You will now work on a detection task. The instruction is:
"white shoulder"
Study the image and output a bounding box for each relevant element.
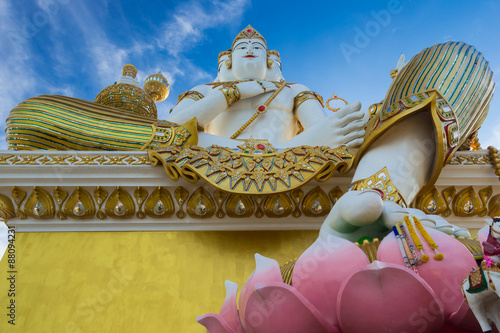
[289,83,312,95]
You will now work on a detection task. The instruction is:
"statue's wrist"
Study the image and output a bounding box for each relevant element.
[219,85,241,107]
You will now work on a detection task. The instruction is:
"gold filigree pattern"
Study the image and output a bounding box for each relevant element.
[134,187,148,219]
[2,185,498,221]
[176,90,205,104]
[448,153,490,165]
[0,153,151,166]
[105,187,135,219]
[489,146,500,181]
[412,186,448,215]
[149,144,353,194]
[350,167,406,206]
[294,91,325,110]
[186,187,216,219]
[225,194,255,218]
[0,194,15,222]
[24,187,55,219]
[452,186,483,217]
[144,187,174,218]
[301,187,331,217]
[64,187,96,219]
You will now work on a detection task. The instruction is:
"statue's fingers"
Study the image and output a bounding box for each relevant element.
[336,112,365,128]
[261,82,277,91]
[336,101,362,118]
[345,137,364,148]
[341,129,365,143]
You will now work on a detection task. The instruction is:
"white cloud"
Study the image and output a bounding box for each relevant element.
[158,0,249,56]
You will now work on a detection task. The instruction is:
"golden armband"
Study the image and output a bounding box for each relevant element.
[294,91,324,111]
[219,85,241,107]
[176,90,205,104]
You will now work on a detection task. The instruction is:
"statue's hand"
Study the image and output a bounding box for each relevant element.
[235,81,277,99]
[324,101,367,148]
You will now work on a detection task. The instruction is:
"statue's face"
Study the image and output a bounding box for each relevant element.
[231,39,267,80]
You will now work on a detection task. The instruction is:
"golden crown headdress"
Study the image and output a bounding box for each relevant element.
[232,25,267,49]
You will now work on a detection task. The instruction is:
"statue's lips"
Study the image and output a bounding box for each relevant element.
[244,55,256,58]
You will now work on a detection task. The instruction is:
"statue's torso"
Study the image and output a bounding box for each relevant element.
[204,85,299,143]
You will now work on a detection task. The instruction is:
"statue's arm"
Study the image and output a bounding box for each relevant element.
[167,82,277,127]
[167,85,227,127]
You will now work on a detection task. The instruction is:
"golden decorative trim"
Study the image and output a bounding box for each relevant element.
[149,144,353,194]
[355,238,381,263]
[489,146,500,181]
[64,187,95,219]
[105,187,135,219]
[2,184,497,222]
[0,194,15,222]
[220,84,241,108]
[413,185,499,219]
[0,153,151,166]
[350,167,406,206]
[176,90,205,104]
[280,258,298,286]
[294,91,324,111]
[448,153,490,165]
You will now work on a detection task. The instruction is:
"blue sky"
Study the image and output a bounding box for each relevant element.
[0,0,499,149]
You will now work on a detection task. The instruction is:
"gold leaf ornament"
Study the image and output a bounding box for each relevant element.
[144,187,174,218]
[105,187,135,219]
[64,187,96,219]
[186,187,216,219]
[25,186,55,219]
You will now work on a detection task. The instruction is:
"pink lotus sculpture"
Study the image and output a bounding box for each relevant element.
[198,227,482,333]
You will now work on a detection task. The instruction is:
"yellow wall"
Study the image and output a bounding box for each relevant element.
[0,230,318,332]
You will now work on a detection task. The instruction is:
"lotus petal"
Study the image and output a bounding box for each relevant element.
[292,233,370,326]
[220,280,244,333]
[377,227,477,320]
[242,282,338,333]
[197,313,236,333]
[338,261,444,333]
[239,254,283,329]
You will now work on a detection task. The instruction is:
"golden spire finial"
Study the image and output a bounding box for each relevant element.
[232,25,267,49]
[143,72,170,102]
[122,64,137,78]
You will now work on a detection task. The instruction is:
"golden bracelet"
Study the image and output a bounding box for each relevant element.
[294,91,324,111]
[220,85,241,107]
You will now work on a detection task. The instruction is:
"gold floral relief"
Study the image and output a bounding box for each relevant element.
[174,186,189,219]
[302,187,331,217]
[328,186,344,206]
[290,189,304,218]
[63,187,96,219]
[186,187,216,219]
[134,186,148,219]
[24,186,55,219]
[263,193,293,218]
[412,186,447,215]
[144,187,174,218]
[452,186,483,217]
[441,186,456,217]
[0,194,15,222]
[12,187,27,219]
[488,194,500,218]
[105,187,135,219]
[213,190,228,218]
[94,186,108,219]
[53,187,68,220]
[225,194,255,218]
